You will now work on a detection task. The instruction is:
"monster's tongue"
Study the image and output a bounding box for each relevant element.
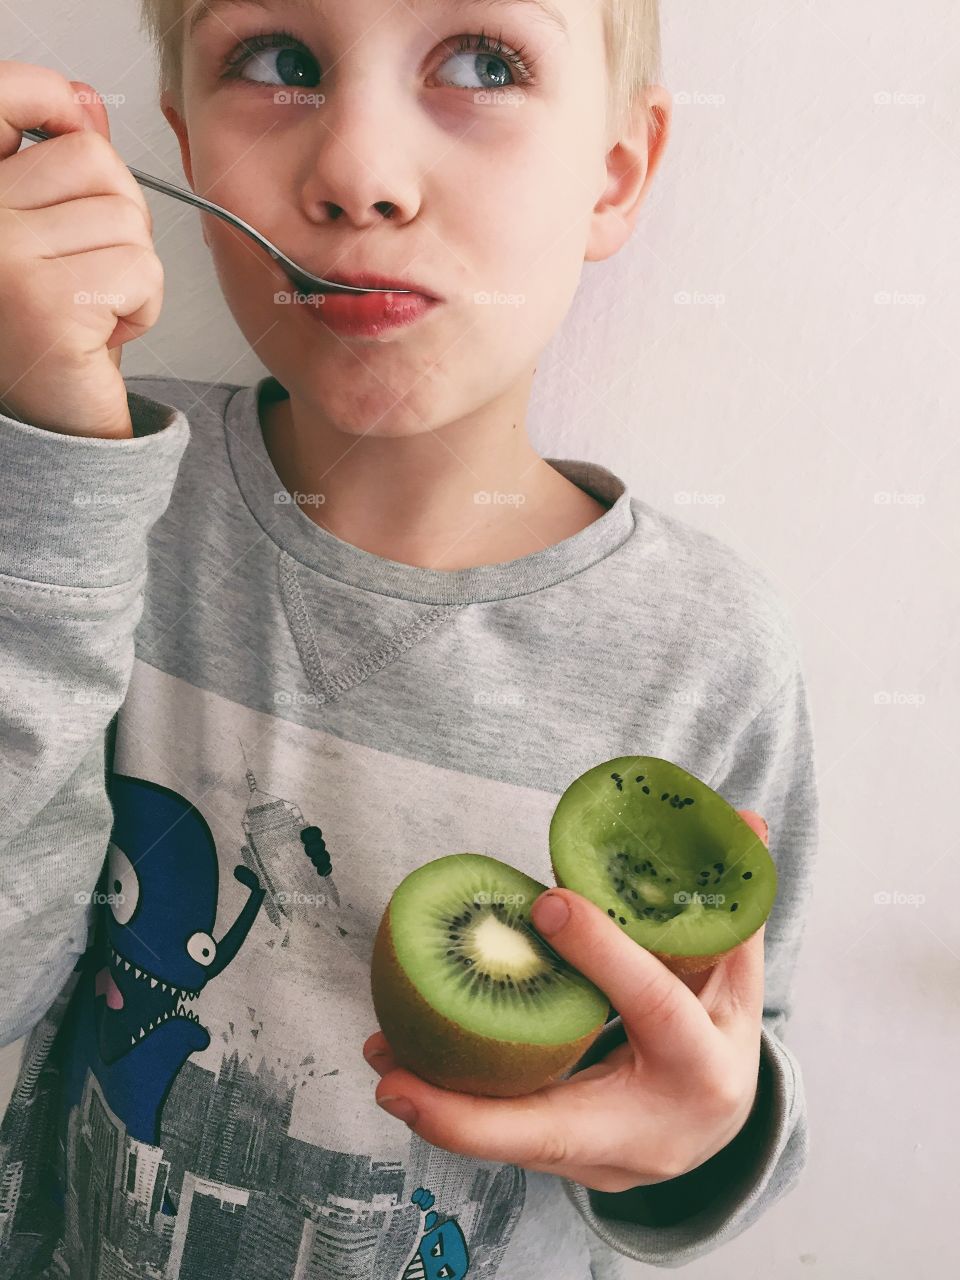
[95,966,124,1010]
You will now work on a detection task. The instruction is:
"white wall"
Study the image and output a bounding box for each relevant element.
[1,3,957,1276]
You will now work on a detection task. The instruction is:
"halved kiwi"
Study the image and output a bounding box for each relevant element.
[370,853,609,1097]
[549,756,777,977]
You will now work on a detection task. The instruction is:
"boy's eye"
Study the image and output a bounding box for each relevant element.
[221,30,533,92]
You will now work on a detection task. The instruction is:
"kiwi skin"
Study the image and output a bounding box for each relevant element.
[370,908,608,1098]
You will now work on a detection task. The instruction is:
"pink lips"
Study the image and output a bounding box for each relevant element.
[295,286,439,338]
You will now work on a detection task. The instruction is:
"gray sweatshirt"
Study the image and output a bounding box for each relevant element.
[0,373,819,1279]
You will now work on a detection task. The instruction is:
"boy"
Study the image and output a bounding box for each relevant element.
[0,1,819,1276]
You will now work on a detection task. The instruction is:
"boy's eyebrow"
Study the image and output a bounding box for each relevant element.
[188,0,569,39]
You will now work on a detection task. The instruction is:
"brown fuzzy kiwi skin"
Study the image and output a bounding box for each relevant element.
[370,907,608,1099]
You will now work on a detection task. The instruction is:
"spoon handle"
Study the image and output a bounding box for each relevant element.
[18,127,374,295]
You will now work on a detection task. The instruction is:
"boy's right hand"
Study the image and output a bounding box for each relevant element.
[0,62,165,439]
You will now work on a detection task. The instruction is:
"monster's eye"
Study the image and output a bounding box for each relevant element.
[186,931,217,967]
[106,841,140,926]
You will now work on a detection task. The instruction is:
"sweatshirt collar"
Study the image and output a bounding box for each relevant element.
[224,375,636,605]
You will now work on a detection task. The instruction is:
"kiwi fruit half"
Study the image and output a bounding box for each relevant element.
[370,853,609,1097]
[549,756,777,977]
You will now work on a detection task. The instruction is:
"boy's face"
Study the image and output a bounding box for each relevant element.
[165,0,665,440]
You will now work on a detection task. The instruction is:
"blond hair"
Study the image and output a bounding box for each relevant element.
[139,0,661,138]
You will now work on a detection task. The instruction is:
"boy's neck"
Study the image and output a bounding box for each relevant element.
[259,388,609,571]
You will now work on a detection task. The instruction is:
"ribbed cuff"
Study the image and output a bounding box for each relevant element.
[562,1019,806,1265]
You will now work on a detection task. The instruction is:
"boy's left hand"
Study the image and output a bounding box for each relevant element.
[363,811,770,1193]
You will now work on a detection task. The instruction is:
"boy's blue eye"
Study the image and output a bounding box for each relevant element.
[221,29,534,92]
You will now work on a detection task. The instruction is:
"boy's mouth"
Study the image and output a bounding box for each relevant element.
[289,286,440,339]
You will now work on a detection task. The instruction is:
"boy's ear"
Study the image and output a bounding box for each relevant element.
[160,93,210,248]
[585,85,672,265]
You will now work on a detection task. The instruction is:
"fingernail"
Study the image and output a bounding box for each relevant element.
[377,1096,418,1126]
[532,892,569,935]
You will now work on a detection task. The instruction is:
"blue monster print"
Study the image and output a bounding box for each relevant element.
[401,1187,470,1280]
[56,774,265,1167]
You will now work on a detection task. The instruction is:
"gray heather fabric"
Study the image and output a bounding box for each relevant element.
[0,373,819,1278]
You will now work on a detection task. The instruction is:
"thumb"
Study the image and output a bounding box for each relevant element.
[70,82,111,140]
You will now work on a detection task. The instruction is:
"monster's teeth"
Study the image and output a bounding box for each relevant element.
[124,961,131,971]
[130,1035,136,1046]
[176,1003,186,1017]
[135,967,143,979]
[139,1027,146,1039]
[150,978,158,989]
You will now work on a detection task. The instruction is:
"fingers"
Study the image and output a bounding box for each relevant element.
[528,888,718,1073]
[2,127,153,235]
[737,809,769,845]
[367,1054,620,1173]
[0,60,89,159]
[70,80,111,141]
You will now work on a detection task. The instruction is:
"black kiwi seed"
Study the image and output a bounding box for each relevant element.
[635,775,645,782]
[614,878,625,891]
[730,903,739,911]
[607,908,616,917]
[611,772,624,791]
[742,871,753,879]
[661,792,669,800]
[618,915,627,925]
[446,948,456,956]
[630,889,638,899]
[713,863,725,873]
[617,852,628,861]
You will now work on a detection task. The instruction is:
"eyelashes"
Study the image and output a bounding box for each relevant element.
[219,26,538,89]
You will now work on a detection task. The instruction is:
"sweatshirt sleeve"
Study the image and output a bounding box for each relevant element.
[561,650,820,1268]
[0,387,189,1046]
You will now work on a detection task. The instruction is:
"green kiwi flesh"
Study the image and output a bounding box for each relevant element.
[549,757,777,977]
[370,853,609,1097]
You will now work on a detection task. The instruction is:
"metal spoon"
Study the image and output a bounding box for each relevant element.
[20,127,413,297]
